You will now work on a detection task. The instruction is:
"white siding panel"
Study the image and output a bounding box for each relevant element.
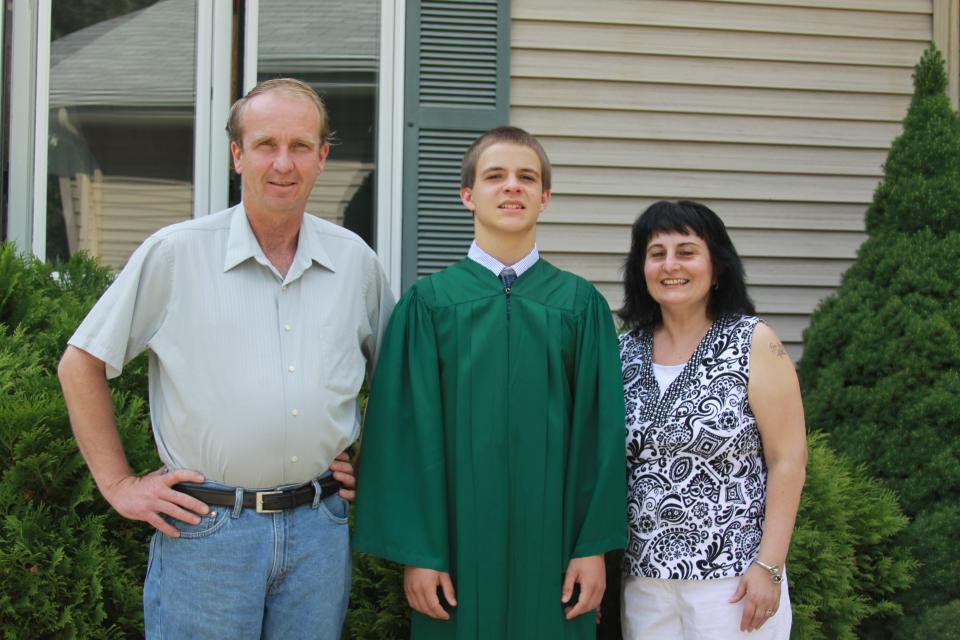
[512,79,911,121]
[513,0,931,39]
[512,50,915,94]
[513,21,927,66]
[541,138,886,176]
[512,0,938,352]
[710,0,929,12]
[552,167,880,203]
[513,107,903,148]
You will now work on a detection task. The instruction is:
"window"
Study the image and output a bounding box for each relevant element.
[44,0,198,266]
[1,0,425,296]
[248,0,381,249]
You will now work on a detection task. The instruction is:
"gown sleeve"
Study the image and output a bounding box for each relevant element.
[353,285,450,571]
[566,285,628,559]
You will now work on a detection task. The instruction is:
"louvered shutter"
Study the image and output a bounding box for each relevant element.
[400,0,510,288]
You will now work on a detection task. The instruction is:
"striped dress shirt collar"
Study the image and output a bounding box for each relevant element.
[467,240,540,279]
[223,204,336,283]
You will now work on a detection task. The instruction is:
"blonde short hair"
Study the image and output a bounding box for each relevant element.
[226,78,330,147]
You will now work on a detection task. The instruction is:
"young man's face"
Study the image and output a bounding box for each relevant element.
[460,142,550,239]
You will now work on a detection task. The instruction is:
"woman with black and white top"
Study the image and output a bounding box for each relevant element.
[617,200,807,638]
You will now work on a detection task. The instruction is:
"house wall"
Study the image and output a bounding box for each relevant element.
[511,0,958,357]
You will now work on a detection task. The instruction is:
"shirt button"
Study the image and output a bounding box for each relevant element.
[291,455,299,463]
[291,409,299,416]
[283,324,292,332]
[288,365,295,373]
[281,285,288,292]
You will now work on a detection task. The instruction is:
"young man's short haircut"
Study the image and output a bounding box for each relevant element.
[460,126,552,191]
[226,77,331,146]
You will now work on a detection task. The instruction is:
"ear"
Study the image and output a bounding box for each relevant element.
[317,143,330,172]
[230,141,243,174]
[539,189,552,211]
[460,186,475,212]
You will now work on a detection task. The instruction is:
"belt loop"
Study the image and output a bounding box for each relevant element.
[231,487,244,518]
[310,478,322,509]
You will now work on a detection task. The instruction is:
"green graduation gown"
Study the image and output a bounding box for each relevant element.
[353,257,626,639]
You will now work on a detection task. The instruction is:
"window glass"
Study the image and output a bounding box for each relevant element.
[255,0,379,248]
[46,0,196,266]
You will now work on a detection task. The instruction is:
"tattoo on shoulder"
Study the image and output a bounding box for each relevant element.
[769,342,787,358]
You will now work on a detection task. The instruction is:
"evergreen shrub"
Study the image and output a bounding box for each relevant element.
[0,245,157,638]
[787,434,914,639]
[799,45,960,636]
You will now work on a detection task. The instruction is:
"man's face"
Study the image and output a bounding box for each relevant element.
[460,142,550,238]
[230,90,329,218]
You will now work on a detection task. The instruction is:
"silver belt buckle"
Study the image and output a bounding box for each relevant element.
[255,490,283,513]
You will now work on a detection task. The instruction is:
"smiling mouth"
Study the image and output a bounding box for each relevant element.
[661,278,689,285]
[499,202,525,210]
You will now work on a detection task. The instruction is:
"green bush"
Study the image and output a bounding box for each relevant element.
[800,45,960,636]
[0,245,158,638]
[343,552,409,638]
[787,435,914,639]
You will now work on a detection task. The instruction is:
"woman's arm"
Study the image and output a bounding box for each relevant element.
[731,321,808,631]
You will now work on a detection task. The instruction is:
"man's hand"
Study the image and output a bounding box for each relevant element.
[404,566,457,620]
[329,451,356,502]
[562,554,605,620]
[102,466,208,538]
[729,563,781,632]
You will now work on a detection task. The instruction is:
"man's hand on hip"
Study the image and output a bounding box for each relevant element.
[329,451,356,502]
[102,466,208,538]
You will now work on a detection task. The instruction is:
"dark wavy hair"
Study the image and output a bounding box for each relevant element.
[618,200,755,331]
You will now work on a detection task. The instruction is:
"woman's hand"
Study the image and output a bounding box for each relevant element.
[729,562,781,631]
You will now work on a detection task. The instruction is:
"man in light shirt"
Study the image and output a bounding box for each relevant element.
[58,78,393,639]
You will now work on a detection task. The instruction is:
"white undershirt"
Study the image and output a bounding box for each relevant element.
[652,362,685,394]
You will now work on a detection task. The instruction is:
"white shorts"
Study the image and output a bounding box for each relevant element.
[621,572,792,640]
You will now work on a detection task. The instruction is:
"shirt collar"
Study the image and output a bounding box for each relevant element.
[467,240,539,278]
[223,204,335,277]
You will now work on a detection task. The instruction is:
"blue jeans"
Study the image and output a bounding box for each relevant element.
[143,477,351,639]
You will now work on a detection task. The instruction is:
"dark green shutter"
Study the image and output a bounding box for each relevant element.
[400,0,510,289]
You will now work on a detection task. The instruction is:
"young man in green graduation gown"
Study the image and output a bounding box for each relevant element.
[353,127,626,639]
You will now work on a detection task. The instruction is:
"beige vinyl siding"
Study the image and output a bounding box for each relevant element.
[511,0,956,358]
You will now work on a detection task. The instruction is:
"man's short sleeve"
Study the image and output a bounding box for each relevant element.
[68,234,174,378]
[362,255,396,372]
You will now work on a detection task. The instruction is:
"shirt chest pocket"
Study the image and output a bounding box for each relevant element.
[316,325,366,397]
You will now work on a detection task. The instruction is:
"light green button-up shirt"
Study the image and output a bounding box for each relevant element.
[70,205,394,488]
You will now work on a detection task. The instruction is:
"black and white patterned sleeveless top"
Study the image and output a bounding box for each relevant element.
[620,314,765,580]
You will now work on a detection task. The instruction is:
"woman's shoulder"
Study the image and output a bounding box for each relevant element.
[618,327,652,363]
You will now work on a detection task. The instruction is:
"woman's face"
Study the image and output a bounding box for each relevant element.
[643,230,715,313]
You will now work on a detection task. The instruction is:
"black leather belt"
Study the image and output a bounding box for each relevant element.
[174,477,342,513]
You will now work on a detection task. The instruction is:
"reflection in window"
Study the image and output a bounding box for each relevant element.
[46,0,196,266]
[256,0,379,248]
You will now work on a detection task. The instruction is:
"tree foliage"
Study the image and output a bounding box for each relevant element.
[0,245,156,637]
[800,45,960,636]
